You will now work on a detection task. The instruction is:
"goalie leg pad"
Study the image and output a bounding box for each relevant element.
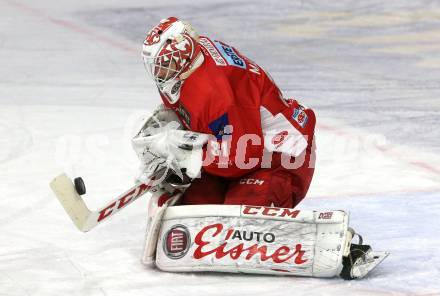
[141,188,181,266]
[153,205,350,278]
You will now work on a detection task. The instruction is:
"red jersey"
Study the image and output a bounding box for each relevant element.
[160,36,315,178]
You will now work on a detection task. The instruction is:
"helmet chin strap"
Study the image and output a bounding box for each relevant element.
[161,52,205,104]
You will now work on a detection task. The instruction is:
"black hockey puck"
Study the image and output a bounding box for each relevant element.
[74,177,86,195]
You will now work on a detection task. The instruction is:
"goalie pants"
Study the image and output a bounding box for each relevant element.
[181,143,315,208]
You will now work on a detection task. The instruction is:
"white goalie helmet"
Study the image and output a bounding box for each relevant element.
[142,17,204,104]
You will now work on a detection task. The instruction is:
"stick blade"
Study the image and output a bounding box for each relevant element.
[50,173,93,232]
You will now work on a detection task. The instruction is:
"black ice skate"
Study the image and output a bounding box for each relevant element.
[340,228,389,280]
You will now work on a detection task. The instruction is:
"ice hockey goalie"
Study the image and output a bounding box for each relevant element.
[132,16,388,280]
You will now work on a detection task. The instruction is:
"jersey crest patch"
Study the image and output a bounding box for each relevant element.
[214,41,246,69]
[292,107,308,128]
[208,113,231,140]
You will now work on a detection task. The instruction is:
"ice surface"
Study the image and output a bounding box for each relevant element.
[1,0,439,295]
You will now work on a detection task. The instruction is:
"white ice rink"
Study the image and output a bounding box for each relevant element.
[1,0,440,295]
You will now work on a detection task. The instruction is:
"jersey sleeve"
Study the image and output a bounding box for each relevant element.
[258,68,316,158]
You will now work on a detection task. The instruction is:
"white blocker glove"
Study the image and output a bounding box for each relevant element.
[132,123,209,186]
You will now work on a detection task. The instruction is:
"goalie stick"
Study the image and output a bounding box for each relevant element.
[49,173,161,232]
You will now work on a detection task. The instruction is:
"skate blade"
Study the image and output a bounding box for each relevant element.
[352,251,389,279]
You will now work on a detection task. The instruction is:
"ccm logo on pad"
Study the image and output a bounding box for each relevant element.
[242,206,300,219]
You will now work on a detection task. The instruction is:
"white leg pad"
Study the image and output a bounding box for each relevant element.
[152,205,350,277]
[141,188,181,266]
